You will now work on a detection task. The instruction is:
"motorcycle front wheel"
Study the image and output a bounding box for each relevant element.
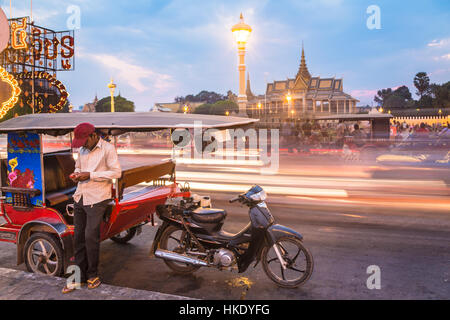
[261,236,313,288]
[158,225,203,274]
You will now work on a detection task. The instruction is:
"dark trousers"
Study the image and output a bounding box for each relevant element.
[73,198,109,281]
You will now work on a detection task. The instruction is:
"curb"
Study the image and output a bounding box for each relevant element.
[0,267,195,300]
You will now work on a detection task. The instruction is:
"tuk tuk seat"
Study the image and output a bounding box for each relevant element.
[118,159,176,200]
[43,151,77,211]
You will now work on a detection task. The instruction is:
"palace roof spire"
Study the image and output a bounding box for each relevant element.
[246,72,254,99]
[296,42,311,82]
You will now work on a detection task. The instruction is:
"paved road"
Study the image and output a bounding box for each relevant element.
[0,154,448,299]
[1,196,448,300]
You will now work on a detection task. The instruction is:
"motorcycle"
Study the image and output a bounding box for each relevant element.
[150,185,314,288]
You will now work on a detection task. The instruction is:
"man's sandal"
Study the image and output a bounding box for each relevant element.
[62,283,85,294]
[87,277,101,289]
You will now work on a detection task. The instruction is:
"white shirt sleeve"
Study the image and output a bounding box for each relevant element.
[90,144,122,182]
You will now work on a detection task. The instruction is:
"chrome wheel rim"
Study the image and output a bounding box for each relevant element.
[265,239,308,283]
[27,239,59,275]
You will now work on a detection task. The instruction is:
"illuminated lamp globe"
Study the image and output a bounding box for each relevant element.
[231,13,252,46]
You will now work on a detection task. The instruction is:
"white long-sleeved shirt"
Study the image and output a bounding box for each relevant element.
[73,138,122,206]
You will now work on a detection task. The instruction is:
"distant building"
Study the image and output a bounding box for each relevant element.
[153,101,207,113]
[247,45,359,125]
[356,106,373,113]
[152,105,173,112]
[82,95,99,112]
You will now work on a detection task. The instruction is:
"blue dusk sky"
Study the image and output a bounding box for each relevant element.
[2,0,449,110]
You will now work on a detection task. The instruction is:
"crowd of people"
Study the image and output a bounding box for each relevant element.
[390,120,450,141]
[279,119,450,151]
[280,119,370,150]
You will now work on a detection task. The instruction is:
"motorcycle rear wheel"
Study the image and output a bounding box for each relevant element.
[261,236,313,288]
[158,225,203,274]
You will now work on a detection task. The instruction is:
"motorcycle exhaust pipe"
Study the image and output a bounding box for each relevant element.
[155,249,208,267]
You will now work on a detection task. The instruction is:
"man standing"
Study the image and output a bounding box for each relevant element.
[62,123,121,293]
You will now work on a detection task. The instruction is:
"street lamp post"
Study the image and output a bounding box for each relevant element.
[232,13,252,118]
[286,91,292,119]
[107,78,116,112]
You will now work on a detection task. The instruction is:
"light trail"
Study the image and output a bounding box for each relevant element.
[169,181,349,198]
[174,170,448,191]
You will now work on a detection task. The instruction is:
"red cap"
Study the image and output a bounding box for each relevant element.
[72,123,95,148]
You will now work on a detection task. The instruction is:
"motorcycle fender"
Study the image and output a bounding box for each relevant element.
[266,224,303,245]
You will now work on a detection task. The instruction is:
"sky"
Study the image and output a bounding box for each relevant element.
[2,0,449,111]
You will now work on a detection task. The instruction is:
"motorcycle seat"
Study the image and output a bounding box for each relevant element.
[191,208,226,224]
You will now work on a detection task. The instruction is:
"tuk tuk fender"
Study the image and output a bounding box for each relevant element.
[266,224,303,245]
[17,217,68,266]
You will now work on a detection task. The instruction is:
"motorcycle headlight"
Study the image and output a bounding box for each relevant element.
[249,190,266,202]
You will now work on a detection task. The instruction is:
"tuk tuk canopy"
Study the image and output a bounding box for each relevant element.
[0,112,259,136]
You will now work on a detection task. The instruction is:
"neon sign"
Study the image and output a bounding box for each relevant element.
[10,17,27,50]
[15,71,68,114]
[1,16,75,73]
[0,16,75,118]
[0,66,21,118]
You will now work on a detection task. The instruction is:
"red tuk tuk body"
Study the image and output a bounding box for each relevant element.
[0,112,257,276]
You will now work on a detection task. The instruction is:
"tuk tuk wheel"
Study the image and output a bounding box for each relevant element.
[24,232,64,276]
[110,227,137,244]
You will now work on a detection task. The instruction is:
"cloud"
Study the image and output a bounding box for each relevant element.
[427,39,445,48]
[351,86,404,104]
[429,68,450,76]
[427,38,450,49]
[1,1,60,25]
[351,89,378,99]
[78,49,176,93]
[426,38,450,61]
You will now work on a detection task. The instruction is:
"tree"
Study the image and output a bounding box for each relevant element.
[196,91,225,104]
[414,72,431,99]
[209,100,239,115]
[193,103,213,115]
[430,81,450,109]
[95,95,135,112]
[374,73,450,112]
[374,88,392,106]
[193,100,238,115]
[394,85,412,101]
[374,86,413,109]
[175,91,226,104]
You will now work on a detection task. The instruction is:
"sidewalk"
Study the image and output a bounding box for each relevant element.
[0,268,193,300]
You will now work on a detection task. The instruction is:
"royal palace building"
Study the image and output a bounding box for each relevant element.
[246,46,359,125]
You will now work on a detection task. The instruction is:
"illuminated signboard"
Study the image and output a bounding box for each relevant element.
[0,16,75,117]
[1,17,75,73]
[15,71,68,114]
[0,65,21,118]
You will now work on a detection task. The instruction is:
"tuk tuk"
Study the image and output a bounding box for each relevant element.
[315,112,393,160]
[0,112,257,276]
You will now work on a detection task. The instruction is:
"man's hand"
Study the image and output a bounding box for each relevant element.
[69,173,79,182]
[70,172,90,182]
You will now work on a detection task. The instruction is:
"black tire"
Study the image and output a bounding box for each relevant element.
[158,225,202,274]
[110,227,137,244]
[24,232,64,276]
[261,236,313,288]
